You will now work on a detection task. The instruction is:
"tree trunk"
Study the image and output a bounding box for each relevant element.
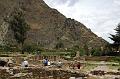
[18,43,24,54]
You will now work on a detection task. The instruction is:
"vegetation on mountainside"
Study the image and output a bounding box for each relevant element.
[110,23,120,51]
[0,0,107,55]
[5,8,30,54]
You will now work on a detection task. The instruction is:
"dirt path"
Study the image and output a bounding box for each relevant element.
[92,61,111,71]
[89,61,120,79]
[93,65,110,71]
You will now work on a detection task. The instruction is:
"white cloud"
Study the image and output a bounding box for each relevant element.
[44,0,120,43]
[44,0,79,7]
[114,0,120,5]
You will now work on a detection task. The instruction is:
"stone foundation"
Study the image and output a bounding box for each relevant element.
[0,67,87,79]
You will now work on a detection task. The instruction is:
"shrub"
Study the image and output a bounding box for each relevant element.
[111,57,120,62]
[79,48,86,56]
[0,45,18,52]
[55,42,64,49]
[23,44,43,54]
[91,49,102,56]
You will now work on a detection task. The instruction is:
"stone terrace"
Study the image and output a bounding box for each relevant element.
[0,67,87,79]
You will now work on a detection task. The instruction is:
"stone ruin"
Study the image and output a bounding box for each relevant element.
[0,55,88,79]
[90,70,105,76]
[0,67,87,79]
[91,70,120,76]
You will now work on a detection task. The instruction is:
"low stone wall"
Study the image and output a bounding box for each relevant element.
[91,70,120,76]
[0,68,11,79]
[82,56,112,61]
[0,67,87,79]
[29,55,63,61]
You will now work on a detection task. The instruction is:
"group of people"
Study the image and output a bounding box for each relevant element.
[43,58,82,69]
[21,58,63,68]
[0,58,82,70]
[22,58,81,69]
[0,58,29,67]
[43,58,63,68]
[43,58,50,66]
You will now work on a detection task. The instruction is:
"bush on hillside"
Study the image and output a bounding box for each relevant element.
[23,44,43,54]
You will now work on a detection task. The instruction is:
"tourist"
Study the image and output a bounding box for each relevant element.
[21,59,29,67]
[43,58,48,66]
[47,60,51,66]
[57,60,62,68]
[77,62,81,69]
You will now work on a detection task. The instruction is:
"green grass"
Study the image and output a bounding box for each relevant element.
[41,52,70,56]
[81,60,120,72]
[109,56,120,63]
[81,64,97,72]
[108,65,120,70]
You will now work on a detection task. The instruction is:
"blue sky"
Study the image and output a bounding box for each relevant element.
[44,0,120,43]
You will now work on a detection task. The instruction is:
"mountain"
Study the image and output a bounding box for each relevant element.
[0,0,107,49]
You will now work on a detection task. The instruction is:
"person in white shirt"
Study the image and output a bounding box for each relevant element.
[21,59,29,67]
[47,60,51,66]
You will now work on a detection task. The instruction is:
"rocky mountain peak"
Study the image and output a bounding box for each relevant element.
[0,0,107,49]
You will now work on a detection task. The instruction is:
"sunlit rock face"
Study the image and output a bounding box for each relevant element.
[0,0,107,49]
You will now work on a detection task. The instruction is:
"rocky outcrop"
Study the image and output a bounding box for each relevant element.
[0,0,107,49]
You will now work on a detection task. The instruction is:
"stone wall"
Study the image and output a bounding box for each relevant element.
[29,55,62,61]
[0,67,87,79]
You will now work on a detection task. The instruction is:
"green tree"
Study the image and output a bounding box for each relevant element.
[55,42,64,49]
[109,23,120,51]
[83,43,89,56]
[5,9,30,54]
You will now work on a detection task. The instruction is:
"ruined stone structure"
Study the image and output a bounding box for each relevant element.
[0,67,87,79]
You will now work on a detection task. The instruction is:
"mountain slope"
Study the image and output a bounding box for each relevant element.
[0,0,107,49]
